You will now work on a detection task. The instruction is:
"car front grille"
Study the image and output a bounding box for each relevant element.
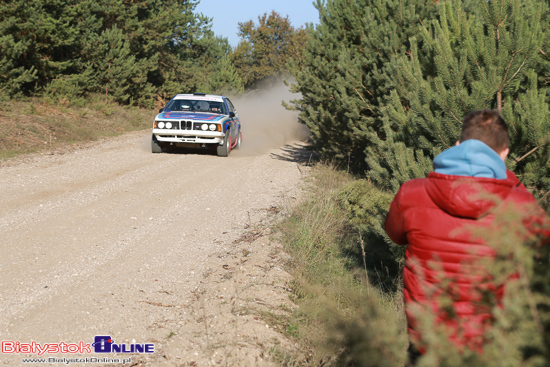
[181,120,193,130]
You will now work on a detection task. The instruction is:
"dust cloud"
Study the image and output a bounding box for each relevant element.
[232,80,309,157]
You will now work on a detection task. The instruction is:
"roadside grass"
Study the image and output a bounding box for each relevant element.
[0,94,153,160]
[276,163,408,366]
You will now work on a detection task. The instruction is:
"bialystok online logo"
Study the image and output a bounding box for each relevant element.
[1,336,155,356]
[92,336,154,354]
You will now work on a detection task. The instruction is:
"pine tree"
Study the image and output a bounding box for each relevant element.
[289,0,439,173]
[186,35,244,96]
[291,0,549,200]
[0,0,81,95]
[207,54,244,95]
[374,0,550,198]
[0,0,228,106]
[85,26,146,103]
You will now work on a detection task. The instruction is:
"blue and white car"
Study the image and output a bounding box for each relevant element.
[152,93,242,157]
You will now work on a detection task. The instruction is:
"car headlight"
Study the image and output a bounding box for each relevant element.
[209,124,216,131]
[158,121,165,129]
[166,122,172,129]
[201,123,208,131]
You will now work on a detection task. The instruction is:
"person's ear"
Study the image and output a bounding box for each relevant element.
[499,148,510,161]
[455,140,460,146]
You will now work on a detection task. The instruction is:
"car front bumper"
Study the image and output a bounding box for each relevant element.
[153,129,225,144]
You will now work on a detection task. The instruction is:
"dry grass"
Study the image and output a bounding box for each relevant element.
[0,95,153,160]
[276,164,407,366]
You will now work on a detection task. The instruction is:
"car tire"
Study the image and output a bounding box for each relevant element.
[151,135,163,153]
[217,134,231,157]
[235,131,242,149]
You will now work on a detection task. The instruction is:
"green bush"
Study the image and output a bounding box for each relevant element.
[42,73,92,106]
[336,179,403,293]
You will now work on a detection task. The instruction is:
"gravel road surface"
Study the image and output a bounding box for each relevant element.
[0,131,308,366]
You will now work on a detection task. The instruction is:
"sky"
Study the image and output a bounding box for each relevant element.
[194,0,320,48]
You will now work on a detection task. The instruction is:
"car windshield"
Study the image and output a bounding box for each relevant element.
[165,99,227,114]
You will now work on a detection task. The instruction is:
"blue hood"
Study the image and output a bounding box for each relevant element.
[433,139,507,179]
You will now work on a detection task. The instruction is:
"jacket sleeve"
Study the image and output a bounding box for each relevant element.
[384,188,408,246]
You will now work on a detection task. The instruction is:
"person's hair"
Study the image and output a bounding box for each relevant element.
[460,109,509,152]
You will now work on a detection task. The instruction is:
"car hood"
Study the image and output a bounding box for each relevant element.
[157,112,226,121]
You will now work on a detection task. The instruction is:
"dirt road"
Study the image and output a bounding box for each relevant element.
[0,130,309,366]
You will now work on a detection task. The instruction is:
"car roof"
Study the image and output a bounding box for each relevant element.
[172,94,225,103]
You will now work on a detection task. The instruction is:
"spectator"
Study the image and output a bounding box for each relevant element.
[384,110,549,364]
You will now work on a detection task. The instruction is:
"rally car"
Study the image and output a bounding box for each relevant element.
[151,93,242,157]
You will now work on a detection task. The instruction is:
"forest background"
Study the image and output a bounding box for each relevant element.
[1,0,550,366]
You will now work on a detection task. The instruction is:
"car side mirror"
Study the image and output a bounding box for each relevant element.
[159,107,164,113]
[229,112,235,118]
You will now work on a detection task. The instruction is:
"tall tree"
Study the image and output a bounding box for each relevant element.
[84,26,147,102]
[290,0,549,202]
[190,35,243,96]
[0,0,83,96]
[370,0,550,198]
[207,54,244,95]
[232,11,307,88]
[289,0,438,172]
[0,0,233,106]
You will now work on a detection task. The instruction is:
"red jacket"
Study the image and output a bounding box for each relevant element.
[385,170,548,351]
